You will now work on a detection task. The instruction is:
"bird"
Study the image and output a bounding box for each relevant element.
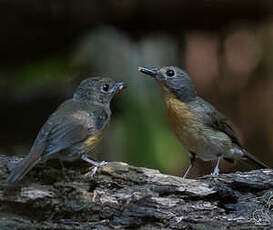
[138,66,268,178]
[5,77,125,184]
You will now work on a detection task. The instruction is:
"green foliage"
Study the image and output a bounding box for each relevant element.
[121,97,188,175]
[12,57,72,89]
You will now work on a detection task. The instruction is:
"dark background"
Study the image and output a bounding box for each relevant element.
[1,0,273,177]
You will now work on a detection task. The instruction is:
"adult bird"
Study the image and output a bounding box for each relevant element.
[138,66,268,178]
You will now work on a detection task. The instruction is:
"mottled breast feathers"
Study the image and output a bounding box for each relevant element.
[84,109,109,151]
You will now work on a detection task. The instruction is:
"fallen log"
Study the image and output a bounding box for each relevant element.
[0,155,272,229]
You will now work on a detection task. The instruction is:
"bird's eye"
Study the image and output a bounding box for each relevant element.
[102,84,109,92]
[166,69,175,77]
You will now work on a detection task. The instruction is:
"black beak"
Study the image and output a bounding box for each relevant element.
[138,67,158,78]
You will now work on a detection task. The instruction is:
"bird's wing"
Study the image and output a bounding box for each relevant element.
[206,107,269,168]
[207,109,242,147]
[193,97,242,147]
[5,102,109,184]
[192,98,269,168]
[43,107,109,157]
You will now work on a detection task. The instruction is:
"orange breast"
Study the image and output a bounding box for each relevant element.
[84,131,103,152]
[162,87,201,150]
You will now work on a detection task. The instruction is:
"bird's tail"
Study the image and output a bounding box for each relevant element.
[5,146,44,184]
[243,150,269,169]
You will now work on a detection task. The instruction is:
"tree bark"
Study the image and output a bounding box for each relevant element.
[0,155,273,229]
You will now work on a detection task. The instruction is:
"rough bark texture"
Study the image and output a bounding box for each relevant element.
[0,155,273,230]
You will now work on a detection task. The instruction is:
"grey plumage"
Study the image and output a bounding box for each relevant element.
[138,66,268,178]
[6,77,125,184]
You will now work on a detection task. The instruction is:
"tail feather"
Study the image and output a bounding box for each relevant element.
[5,146,44,184]
[243,150,269,169]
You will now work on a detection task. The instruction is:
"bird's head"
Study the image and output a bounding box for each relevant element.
[138,66,196,102]
[73,77,126,105]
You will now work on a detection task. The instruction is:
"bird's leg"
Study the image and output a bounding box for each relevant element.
[81,155,108,177]
[183,164,192,179]
[59,159,70,181]
[211,156,222,176]
[183,152,195,179]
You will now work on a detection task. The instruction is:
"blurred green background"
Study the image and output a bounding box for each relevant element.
[1,0,273,177]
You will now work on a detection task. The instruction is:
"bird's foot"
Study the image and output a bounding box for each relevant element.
[211,156,221,177]
[90,161,108,177]
[81,155,108,177]
[211,167,220,176]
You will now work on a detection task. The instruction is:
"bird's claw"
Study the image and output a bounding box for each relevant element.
[90,166,98,177]
[211,168,220,176]
[90,161,108,177]
[97,161,108,167]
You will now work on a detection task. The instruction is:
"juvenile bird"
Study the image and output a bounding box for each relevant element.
[6,77,125,184]
[138,66,268,178]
